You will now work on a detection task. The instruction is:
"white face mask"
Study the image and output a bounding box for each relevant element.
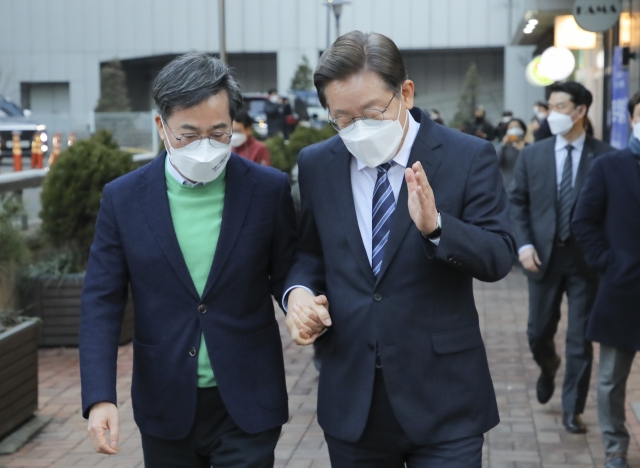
[536,111,547,121]
[547,110,576,136]
[269,95,279,103]
[231,133,247,148]
[633,121,640,141]
[506,127,524,138]
[161,119,231,183]
[338,99,407,168]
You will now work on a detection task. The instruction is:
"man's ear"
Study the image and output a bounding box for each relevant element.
[401,79,415,110]
[154,115,166,142]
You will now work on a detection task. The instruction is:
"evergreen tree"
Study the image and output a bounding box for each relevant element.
[95,60,131,112]
[289,55,313,91]
[450,63,480,129]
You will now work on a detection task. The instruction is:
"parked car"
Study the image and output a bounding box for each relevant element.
[0,96,48,163]
[289,90,329,129]
[242,93,270,139]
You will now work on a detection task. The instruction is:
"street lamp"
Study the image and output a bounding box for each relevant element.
[324,0,350,47]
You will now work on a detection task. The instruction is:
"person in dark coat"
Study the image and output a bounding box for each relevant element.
[532,101,552,142]
[463,106,496,141]
[498,118,527,188]
[264,89,286,137]
[496,111,514,141]
[509,81,614,435]
[572,90,640,468]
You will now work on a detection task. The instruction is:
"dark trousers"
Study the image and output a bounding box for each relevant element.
[140,387,281,468]
[597,344,637,457]
[325,370,484,468]
[527,244,596,414]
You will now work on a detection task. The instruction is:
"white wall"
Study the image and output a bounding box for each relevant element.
[0,0,512,117]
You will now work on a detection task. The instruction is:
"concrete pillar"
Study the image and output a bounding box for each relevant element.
[504,45,546,121]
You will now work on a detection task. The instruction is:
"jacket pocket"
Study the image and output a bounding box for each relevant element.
[131,339,164,419]
[431,325,484,355]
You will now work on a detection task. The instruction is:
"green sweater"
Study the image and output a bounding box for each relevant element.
[165,165,225,388]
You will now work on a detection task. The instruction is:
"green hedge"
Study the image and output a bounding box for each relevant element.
[266,125,336,173]
[40,130,135,263]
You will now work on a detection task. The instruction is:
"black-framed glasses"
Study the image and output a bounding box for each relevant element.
[329,94,397,133]
[163,120,233,148]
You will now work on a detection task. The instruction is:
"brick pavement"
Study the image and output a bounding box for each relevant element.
[0,270,638,468]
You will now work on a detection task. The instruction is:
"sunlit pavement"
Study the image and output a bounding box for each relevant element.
[0,269,638,468]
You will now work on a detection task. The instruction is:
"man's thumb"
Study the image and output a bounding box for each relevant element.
[108,420,119,450]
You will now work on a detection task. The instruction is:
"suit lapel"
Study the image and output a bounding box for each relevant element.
[542,137,558,206]
[201,155,255,299]
[375,110,442,285]
[573,136,595,206]
[137,152,200,300]
[327,142,376,285]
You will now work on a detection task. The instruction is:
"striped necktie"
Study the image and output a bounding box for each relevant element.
[557,144,574,242]
[372,162,396,276]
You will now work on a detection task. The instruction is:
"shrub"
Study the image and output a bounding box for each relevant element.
[39,130,135,264]
[265,125,336,173]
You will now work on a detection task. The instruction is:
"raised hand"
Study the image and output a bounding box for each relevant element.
[405,161,438,236]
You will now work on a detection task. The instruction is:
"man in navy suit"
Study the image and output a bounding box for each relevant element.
[79,53,296,467]
[572,90,640,468]
[283,31,516,467]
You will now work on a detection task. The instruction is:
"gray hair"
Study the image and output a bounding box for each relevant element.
[152,52,243,121]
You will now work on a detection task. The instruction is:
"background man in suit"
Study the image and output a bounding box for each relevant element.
[80,53,297,467]
[572,90,640,468]
[284,31,516,467]
[509,81,614,435]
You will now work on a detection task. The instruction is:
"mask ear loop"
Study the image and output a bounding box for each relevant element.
[160,118,179,168]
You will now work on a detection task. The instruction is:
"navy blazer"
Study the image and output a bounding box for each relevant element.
[572,149,640,351]
[285,108,517,445]
[80,152,297,439]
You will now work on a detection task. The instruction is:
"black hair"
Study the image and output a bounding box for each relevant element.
[267,88,278,95]
[234,109,254,128]
[507,118,527,133]
[152,52,243,121]
[548,81,593,112]
[314,31,408,109]
[628,90,640,116]
[535,101,549,110]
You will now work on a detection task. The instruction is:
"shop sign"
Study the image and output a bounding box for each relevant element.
[610,46,629,150]
[573,0,622,32]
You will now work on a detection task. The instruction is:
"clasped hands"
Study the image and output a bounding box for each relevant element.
[285,288,331,345]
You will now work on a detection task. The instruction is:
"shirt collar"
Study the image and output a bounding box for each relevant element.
[165,152,205,187]
[555,131,586,153]
[356,110,420,171]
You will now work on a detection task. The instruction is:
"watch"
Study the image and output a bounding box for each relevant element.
[425,211,442,240]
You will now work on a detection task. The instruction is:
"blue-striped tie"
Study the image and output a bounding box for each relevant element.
[372,162,396,276]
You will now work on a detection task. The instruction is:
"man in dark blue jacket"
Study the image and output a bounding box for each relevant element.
[79,53,296,467]
[572,90,640,468]
[283,31,516,467]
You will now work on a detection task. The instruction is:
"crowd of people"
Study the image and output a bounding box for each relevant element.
[76,30,638,468]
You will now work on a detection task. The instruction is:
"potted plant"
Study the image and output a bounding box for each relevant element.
[24,130,136,347]
[0,195,40,440]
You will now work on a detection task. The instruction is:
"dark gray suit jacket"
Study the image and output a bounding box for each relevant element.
[509,135,614,282]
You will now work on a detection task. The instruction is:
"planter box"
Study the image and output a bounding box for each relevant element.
[30,274,133,347]
[0,319,39,441]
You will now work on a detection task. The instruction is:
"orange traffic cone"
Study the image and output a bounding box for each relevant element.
[31,133,43,169]
[48,133,62,166]
[12,132,22,171]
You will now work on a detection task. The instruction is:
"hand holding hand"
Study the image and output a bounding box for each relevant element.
[519,246,542,273]
[405,162,438,236]
[87,402,119,455]
[286,288,331,346]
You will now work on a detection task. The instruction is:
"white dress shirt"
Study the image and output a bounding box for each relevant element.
[283,111,437,310]
[518,131,586,255]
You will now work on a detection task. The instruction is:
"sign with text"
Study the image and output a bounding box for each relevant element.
[610,46,629,150]
[573,0,622,32]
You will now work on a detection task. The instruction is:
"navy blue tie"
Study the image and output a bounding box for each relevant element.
[372,162,396,276]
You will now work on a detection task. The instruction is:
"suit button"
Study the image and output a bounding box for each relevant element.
[198,304,207,314]
[373,293,382,302]
[368,342,375,350]
[189,347,197,357]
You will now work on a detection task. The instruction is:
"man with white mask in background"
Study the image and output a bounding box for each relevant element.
[283,31,516,467]
[510,81,614,435]
[80,52,297,467]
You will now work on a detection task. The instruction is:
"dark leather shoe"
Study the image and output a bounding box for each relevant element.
[536,356,561,404]
[605,453,628,468]
[562,413,587,434]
